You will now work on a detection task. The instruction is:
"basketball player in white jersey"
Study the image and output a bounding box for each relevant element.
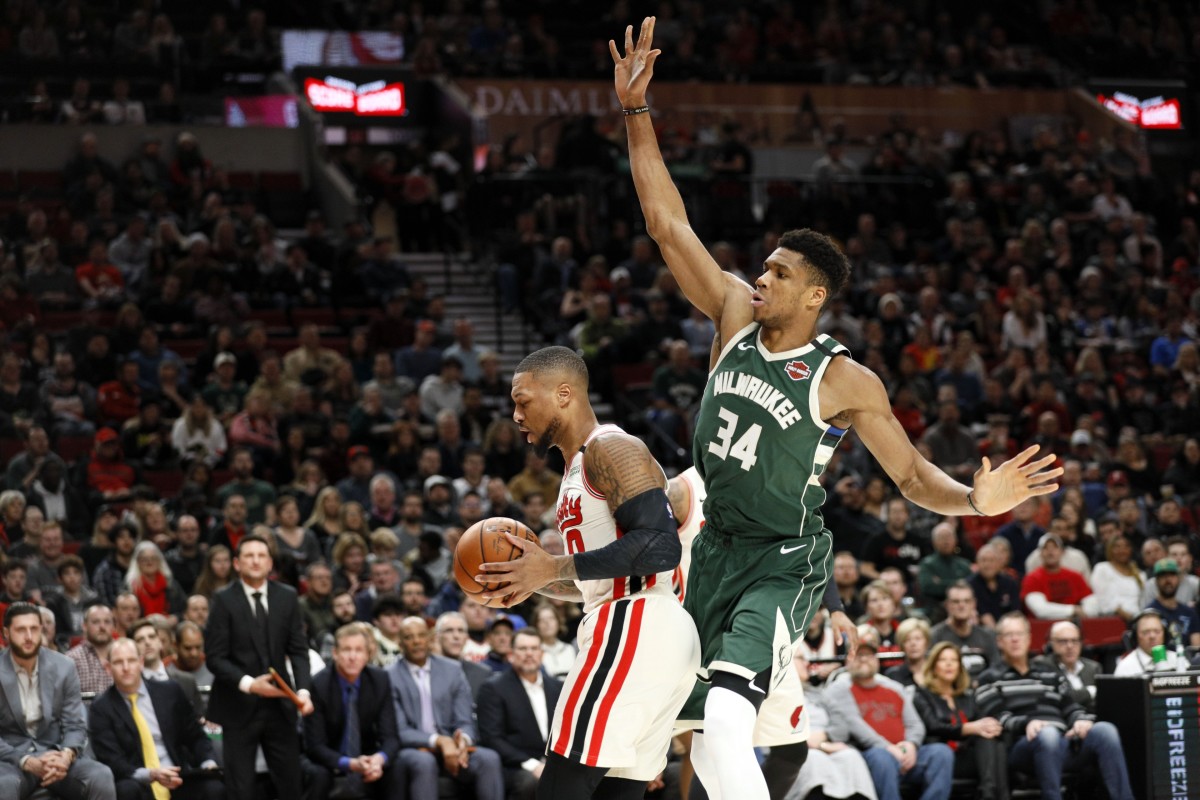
[669,467,816,800]
[476,346,701,800]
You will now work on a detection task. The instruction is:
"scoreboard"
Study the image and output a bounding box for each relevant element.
[1097,673,1200,800]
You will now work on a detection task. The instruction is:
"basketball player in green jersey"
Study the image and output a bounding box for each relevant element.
[613,17,1065,800]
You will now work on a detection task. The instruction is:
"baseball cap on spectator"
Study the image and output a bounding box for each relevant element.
[1079,265,1103,282]
[215,352,237,368]
[441,355,463,369]
[347,445,371,464]
[95,428,119,446]
[1107,470,1130,487]
[1154,558,1180,577]
[610,267,631,282]
[1069,430,1092,447]
[487,616,515,633]
[1038,532,1064,549]
[424,475,452,493]
[855,624,881,653]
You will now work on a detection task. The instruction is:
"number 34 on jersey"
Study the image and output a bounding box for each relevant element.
[706,370,804,471]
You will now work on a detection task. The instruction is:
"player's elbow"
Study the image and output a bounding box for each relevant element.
[634,530,681,575]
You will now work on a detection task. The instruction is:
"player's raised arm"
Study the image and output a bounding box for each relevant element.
[613,17,752,335]
[823,357,1063,516]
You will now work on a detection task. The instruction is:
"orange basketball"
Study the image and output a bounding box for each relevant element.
[453,517,542,608]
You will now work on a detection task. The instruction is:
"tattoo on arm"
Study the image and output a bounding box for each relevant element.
[536,579,584,602]
[584,433,666,516]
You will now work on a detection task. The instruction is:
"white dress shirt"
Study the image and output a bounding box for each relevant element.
[518,671,548,774]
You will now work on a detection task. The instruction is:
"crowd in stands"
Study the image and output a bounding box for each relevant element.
[2,0,1198,122]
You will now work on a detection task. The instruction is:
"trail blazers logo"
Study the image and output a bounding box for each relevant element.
[785,360,811,381]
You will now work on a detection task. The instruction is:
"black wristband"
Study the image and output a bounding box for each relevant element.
[966,491,984,516]
[623,105,650,116]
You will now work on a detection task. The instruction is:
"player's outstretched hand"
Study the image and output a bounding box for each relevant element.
[477,532,556,607]
[971,445,1063,516]
[610,16,661,109]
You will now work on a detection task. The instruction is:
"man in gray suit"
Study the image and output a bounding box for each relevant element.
[387,616,503,800]
[0,602,116,799]
[434,611,492,700]
[1031,619,1102,713]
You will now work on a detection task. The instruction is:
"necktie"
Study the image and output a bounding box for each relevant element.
[416,668,436,735]
[252,591,270,670]
[342,684,361,759]
[129,693,170,800]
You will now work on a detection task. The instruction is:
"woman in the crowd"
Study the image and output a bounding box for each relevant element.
[1090,534,1144,621]
[282,458,325,521]
[272,495,322,574]
[331,533,370,596]
[0,490,26,549]
[858,580,899,650]
[305,486,343,546]
[125,540,187,620]
[339,500,372,540]
[533,603,577,680]
[885,617,932,687]
[913,642,1009,800]
[171,394,226,467]
[193,544,233,598]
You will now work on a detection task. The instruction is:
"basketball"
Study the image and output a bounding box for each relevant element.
[453,517,542,608]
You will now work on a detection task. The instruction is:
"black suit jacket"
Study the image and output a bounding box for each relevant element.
[304,666,400,772]
[204,580,311,726]
[88,679,216,780]
[476,668,563,769]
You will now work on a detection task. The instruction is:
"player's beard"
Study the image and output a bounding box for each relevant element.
[534,416,561,457]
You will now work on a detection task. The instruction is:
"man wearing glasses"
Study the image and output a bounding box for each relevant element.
[977,613,1133,800]
[1030,620,1101,712]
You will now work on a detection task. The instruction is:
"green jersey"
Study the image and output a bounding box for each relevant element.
[692,323,849,541]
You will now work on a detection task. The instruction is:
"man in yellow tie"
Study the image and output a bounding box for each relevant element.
[87,638,223,800]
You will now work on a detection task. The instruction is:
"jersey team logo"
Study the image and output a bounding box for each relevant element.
[791,705,804,729]
[784,360,811,381]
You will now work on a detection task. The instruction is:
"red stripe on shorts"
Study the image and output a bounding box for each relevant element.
[552,601,612,757]
[585,597,646,766]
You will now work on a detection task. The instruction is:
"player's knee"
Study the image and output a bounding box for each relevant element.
[766,741,808,770]
[708,668,770,713]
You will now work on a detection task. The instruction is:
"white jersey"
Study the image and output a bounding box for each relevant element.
[671,466,706,601]
[555,423,676,614]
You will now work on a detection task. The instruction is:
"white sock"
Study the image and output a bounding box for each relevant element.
[689,732,721,800]
[703,686,769,800]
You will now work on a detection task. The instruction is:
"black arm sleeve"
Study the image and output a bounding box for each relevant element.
[573,488,681,581]
[822,576,844,614]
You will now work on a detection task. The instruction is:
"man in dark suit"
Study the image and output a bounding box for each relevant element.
[0,602,116,800]
[128,620,203,721]
[304,622,404,798]
[434,611,492,700]
[203,535,313,800]
[1031,619,1102,712]
[88,638,221,800]
[387,617,503,800]
[476,627,563,800]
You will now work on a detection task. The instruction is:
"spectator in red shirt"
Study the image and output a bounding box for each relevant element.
[74,239,126,305]
[1020,534,1093,620]
[826,624,954,800]
[96,358,141,426]
[85,427,137,504]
